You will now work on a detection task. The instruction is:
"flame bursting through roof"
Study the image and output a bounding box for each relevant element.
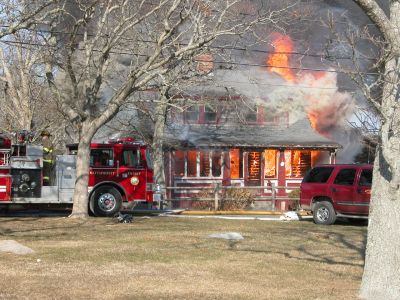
[266,33,354,137]
[266,32,357,168]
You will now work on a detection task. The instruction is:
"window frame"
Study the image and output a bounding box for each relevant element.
[333,168,357,186]
[264,149,277,178]
[243,105,258,124]
[303,167,334,183]
[359,169,373,187]
[204,105,218,123]
[184,105,200,123]
[121,148,143,168]
[172,150,223,178]
[90,149,114,167]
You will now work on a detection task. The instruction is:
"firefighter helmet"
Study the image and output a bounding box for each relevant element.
[40,130,51,137]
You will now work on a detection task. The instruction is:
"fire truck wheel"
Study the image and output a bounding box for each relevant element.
[90,186,122,217]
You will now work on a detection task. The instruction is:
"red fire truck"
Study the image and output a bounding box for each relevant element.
[0,133,154,216]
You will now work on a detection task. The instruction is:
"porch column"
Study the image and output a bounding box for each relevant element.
[277,150,286,196]
[222,151,231,186]
[329,151,336,164]
[167,151,172,200]
[243,151,248,184]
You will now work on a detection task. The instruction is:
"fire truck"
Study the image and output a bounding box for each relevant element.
[0,132,154,216]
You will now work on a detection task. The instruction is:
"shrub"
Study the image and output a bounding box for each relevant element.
[287,189,300,211]
[219,188,255,211]
[192,190,214,210]
[191,187,255,211]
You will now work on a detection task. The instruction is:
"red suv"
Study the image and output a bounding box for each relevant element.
[300,164,373,225]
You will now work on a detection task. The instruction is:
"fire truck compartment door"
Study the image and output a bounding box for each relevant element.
[57,155,77,189]
[54,155,76,203]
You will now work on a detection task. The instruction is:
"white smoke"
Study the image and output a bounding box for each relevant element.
[216,64,361,163]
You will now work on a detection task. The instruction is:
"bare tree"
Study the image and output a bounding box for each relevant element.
[0,1,65,39]
[0,29,47,132]
[39,0,293,218]
[342,1,400,299]
[0,0,79,148]
[0,33,74,151]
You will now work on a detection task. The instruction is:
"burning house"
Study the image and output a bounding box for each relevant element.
[157,31,362,210]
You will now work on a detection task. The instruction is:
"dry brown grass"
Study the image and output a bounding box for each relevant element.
[0,216,366,299]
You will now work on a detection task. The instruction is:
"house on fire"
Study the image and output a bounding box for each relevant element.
[129,44,347,209]
[153,86,342,210]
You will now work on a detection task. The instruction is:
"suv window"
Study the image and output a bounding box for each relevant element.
[359,169,372,186]
[333,168,356,185]
[303,167,334,183]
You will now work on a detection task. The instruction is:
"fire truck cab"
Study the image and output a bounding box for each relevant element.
[0,134,154,216]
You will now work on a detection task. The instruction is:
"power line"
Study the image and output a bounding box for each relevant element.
[0,39,380,76]
[0,24,378,62]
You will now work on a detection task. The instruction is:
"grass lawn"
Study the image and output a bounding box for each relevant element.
[0,216,367,299]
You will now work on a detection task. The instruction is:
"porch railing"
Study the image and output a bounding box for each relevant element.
[162,183,300,211]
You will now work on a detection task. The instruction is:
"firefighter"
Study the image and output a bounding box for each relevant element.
[41,130,54,185]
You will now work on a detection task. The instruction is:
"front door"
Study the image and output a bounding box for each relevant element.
[246,151,261,186]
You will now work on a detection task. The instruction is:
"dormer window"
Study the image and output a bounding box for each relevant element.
[183,104,220,124]
[204,105,217,123]
[264,107,277,124]
[184,105,200,123]
[244,106,258,123]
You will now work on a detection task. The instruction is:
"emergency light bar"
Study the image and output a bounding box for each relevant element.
[108,137,144,145]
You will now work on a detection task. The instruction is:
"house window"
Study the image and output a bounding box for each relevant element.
[200,151,210,177]
[264,107,277,124]
[211,151,222,177]
[248,151,261,180]
[278,112,289,127]
[264,150,277,178]
[184,105,199,123]
[230,149,242,179]
[187,150,197,177]
[204,105,218,123]
[173,150,185,176]
[285,150,312,178]
[244,106,258,123]
[173,150,223,178]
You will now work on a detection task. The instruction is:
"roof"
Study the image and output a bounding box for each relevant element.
[163,118,341,150]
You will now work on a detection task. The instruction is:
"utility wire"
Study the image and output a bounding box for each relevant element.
[0,24,378,62]
[0,39,380,76]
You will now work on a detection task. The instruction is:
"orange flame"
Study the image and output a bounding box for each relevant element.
[308,110,319,131]
[266,34,347,139]
[267,33,296,82]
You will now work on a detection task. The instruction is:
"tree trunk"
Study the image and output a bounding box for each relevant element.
[359,142,400,299]
[360,55,400,299]
[69,121,96,218]
[151,100,168,189]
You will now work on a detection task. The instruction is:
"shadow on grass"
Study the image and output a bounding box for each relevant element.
[234,224,367,270]
[0,214,93,239]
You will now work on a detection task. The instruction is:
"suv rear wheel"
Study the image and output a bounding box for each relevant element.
[313,201,336,225]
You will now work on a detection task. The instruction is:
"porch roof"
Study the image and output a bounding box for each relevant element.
[163,118,341,150]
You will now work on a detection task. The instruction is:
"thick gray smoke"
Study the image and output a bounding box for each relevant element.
[215,0,383,163]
